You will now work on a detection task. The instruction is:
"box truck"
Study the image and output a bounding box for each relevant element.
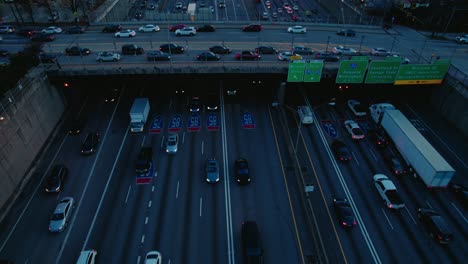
[130,98,150,133]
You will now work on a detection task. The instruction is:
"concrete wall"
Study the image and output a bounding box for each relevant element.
[0,68,66,216]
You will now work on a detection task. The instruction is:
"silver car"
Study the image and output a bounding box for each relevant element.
[206,158,220,183]
[96,51,121,62]
[166,134,178,154]
[49,197,74,232]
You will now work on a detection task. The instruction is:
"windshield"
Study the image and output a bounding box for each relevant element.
[51,213,64,220]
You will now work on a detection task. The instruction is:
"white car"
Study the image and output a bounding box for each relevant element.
[347,100,367,117]
[145,251,162,264]
[96,51,121,62]
[371,47,391,56]
[332,46,357,55]
[76,250,97,264]
[175,2,183,9]
[455,34,468,44]
[41,26,62,34]
[344,120,365,140]
[373,174,405,209]
[175,27,197,36]
[139,24,160,32]
[166,134,179,154]
[287,26,306,33]
[277,51,301,61]
[114,29,136,37]
[293,5,299,11]
[387,54,410,64]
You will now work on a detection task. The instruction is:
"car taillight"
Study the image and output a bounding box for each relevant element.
[394,170,399,174]
[437,235,443,241]
[342,222,347,226]
[388,204,393,208]
[353,220,357,226]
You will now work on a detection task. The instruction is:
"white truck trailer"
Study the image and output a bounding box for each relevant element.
[130,98,150,133]
[369,103,455,188]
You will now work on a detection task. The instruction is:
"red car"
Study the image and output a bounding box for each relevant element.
[235,51,261,60]
[169,24,186,32]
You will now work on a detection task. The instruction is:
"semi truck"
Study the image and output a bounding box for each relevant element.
[130,98,150,133]
[369,103,455,188]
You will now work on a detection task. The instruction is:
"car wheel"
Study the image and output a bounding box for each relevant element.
[176,33,180,36]
[98,59,103,62]
[116,35,120,38]
[113,58,117,62]
[190,33,194,36]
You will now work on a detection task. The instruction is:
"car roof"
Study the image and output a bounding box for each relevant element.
[55,198,72,213]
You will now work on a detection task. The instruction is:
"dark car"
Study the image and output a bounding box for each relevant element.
[448,183,468,208]
[197,25,216,32]
[235,51,261,60]
[69,117,85,135]
[197,52,220,61]
[368,129,389,147]
[147,50,171,61]
[39,53,57,63]
[65,26,85,34]
[31,33,55,42]
[135,11,143,19]
[333,198,356,228]
[331,140,351,161]
[209,45,231,54]
[159,43,184,54]
[104,88,120,103]
[44,165,68,193]
[417,208,453,244]
[81,132,100,155]
[16,27,37,37]
[136,147,153,174]
[188,96,201,112]
[169,24,186,32]
[241,221,263,264]
[206,92,219,110]
[383,154,406,176]
[0,50,9,57]
[315,52,340,62]
[235,158,250,185]
[254,45,277,54]
[65,46,91,56]
[242,24,262,32]
[292,46,314,55]
[102,24,122,33]
[121,44,144,55]
[336,29,356,37]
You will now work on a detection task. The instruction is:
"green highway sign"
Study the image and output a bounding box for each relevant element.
[336,60,369,83]
[351,56,371,61]
[365,61,402,84]
[287,60,305,82]
[394,63,449,85]
[304,60,323,82]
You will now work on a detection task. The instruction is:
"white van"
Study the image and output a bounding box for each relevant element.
[297,105,314,124]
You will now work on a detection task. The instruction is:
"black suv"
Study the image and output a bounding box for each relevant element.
[417,208,453,244]
[383,154,406,176]
[81,132,100,155]
[136,147,153,174]
[235,158,250,185]
[331,140,351,161]
[254,45,277,54]
[159,43,184,54]
[241,221,263,264]
[242,24,262,32]
[121,44,144,55]
[102,24,122,33]
[368,129,389,147]
[44,165,68,193]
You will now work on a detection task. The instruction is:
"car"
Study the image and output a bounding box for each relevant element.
[277,51,301,61]
[166,134,179,154]
[0,49,9,57]
[455,34,468,44]
[367,129,389,147]
[169,24,186,32]
[292,46,314,55]
[121,44,144,55]
[81,132,100,155]
[283,3,291,9]
[218,2,226,8]
[287,9,294,14]
[114,29,136,37]
[69,117,85,135]
[65,26,84,34]
[188,96,201,112]
[49,197,74,232]
[371,47,391,56]
[197,25,216,32]
[387,54,410,64]
[293,5,299,11]
[147,50,171,61]
[242,24,262,32]
[147,4,156,10]
[175,2,183,9]
[336,29,356,36]
[235,51,261,60]
[76,250,97,264]
[347,99,367,116]
[31,33,55,42]
[41,26,62,34]
[330,140,352,161]
[235,158,250,184]
[0,25,15,34]
[175,27,197,36]
[197,52,220,61]
[39,53,57,63]
[332,46,357,55]
[383,154,407,176]
[448,183,468,208]
[102,24,122,33]
[417,208,453,244]
[205,158,220,183]
[48,11,59,21]
[209,45,231,54]
[315,51,340,62]
[287,25,306,33]
[272,12,278,18]
[277,7,283,13]
[135,11,143,19]
[241,221,263,263]
[96,51,121,62]
[145,251,162,264]
[139,24,160,32]
[44,165,68,193]
[65,46,91,56]
[104,88,120,103]
[373,174,405,209]
[159,43,184,54]
[261,12,269,20]
[254,45,277,54]
[136,147,153,174]
[16,27,37,37]
[206,91,219,110]
[344,120,365,140]
[226,88,237,96]
[333,198,356,227]
[265,1,271,7]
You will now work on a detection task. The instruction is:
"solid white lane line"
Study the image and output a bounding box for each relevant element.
[369,148,378,161]
[137,256,141,264]
[141,235,145,243]
[381,208,394,230]
[426,200,433,209]
[404,207,417,225]
[201,140,204,155]
[125,185,132,204]
[145,217,149,225]
[451,202,468,224]
[200,197,203,217]
[148,201,152,208]
[352,151,360,166]
[160,136,165,149]
[176,181,180,199]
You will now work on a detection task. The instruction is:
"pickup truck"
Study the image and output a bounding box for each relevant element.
[373,174,405,209]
